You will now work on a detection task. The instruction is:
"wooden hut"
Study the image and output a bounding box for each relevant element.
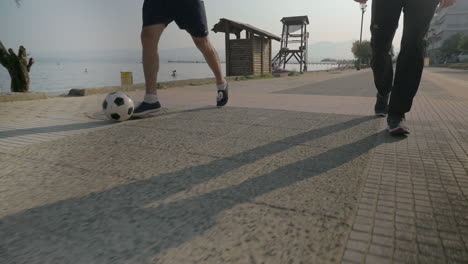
[212,19,281,76]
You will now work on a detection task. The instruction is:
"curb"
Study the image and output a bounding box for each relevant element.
[66,78,221,97]
[68,85,141,96]
[0,70,348,103]
[0,92,49,103]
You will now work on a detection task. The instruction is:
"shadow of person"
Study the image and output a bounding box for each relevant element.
[0,116,405,263]
[0,121,114,139]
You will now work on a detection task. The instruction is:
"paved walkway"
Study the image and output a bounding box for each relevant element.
[0,68,467,263]
[342,69,468,264]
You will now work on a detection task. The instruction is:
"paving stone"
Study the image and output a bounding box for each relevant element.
[349,231,372,242]
[365,254,392,264]
[372,235,394,247]
[442,239,466,251]
[395,239,417,253]
[346,240,369,252]
[418,243,445,258]
[393,250,417,263]
[343,249,365,263]
[368,244,393,258]
[418,255,445,264]
[445,248,468,263]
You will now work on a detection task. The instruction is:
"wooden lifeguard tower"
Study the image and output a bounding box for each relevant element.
[212,19,281,76]
[272,16,310,73]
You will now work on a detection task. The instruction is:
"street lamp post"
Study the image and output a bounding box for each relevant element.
[357,3,367,71]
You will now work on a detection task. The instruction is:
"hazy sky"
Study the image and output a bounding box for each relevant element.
[0,0,403,54]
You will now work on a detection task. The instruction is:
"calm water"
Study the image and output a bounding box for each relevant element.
[0,60,337,95]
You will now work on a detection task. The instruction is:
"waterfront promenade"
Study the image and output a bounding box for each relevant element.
[1,68,467,263]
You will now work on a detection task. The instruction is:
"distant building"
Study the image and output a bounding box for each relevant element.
[427,1,468,61]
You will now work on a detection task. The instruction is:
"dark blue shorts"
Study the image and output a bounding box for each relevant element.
[143,0,209,37]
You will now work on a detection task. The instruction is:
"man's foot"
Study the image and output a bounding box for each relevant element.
[217,82,229,107]
[375,93,389,117]
[133,101,162,117]
[387,116,410,135]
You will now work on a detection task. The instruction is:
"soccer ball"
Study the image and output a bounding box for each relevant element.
[102,92,135,121]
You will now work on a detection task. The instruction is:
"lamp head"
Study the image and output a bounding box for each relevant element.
[360,3,367,11]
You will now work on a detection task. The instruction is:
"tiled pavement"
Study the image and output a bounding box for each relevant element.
[1,68,467,263]
[342,71,468,264]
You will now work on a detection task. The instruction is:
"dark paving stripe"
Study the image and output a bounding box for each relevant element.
[274,71,376,97]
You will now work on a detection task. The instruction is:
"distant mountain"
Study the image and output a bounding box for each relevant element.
[308,41,355,62]
[159,42,355,63]
[35,50,142,63]
[33,48,214,63]
[159,47,219,62]
[32,41,356,63]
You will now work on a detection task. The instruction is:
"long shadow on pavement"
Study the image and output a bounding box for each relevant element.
[130,106,219,120]
[273,71,375,97]
[0,115,405,263]
[0,121,114,139]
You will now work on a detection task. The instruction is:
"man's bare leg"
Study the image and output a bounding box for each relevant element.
[142,24,166,95]
[192,36,225,85]
[134,24,166,116]
[192,36,229,107]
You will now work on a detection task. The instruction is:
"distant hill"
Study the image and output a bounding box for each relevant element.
[308,41,355,62]
[160,47,215,62]
[35,50,142,63]
[321,58,338,62]
[159,42,356,63]
[32,41,357,63]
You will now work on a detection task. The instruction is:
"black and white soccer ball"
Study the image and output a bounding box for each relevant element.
[102,92,135,121]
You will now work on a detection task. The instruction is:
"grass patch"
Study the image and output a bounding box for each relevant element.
[234,73,273,81]
[433,63,468,70]
[288,72,301,77]
[189,81,214,86]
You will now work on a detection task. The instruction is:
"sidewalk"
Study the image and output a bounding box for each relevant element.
[342,69,468,264]
[0,68,467,264]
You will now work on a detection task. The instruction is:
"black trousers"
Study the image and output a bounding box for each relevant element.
[370,0,439,118]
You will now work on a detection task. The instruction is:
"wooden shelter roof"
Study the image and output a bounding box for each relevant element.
[212,18,281,41]
[281,16,310,25]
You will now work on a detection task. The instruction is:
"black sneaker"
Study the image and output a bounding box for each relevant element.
[133,101,161,117]
[375,93,389,117]
[387,116,410,135]
[217,83,229,107]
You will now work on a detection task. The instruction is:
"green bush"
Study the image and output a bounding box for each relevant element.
[234,73,273,81]
[288,72,301,77]
[351,40,372,65]
[459,34,468,52]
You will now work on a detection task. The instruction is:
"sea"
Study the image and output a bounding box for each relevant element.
[0,58,338,95]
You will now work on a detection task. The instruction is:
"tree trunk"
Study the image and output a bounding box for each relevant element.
[0,41,34,93]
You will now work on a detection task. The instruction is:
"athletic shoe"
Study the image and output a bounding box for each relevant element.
[217,83,229,107]
[133,101,161,117]
[387,116,410,135]
[375,93,389,117]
